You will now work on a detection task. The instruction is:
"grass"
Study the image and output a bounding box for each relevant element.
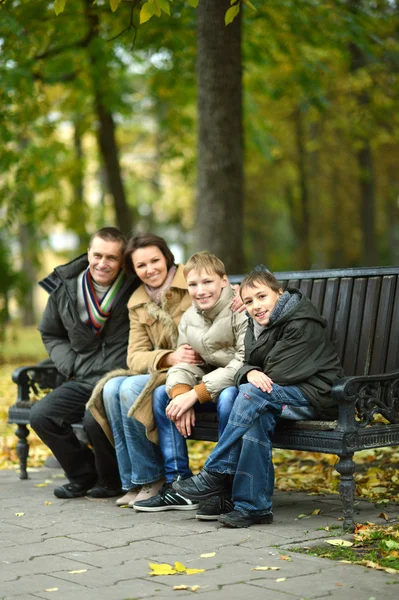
[0,323,47,364]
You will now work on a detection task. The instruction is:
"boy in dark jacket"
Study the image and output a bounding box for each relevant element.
[173,266,343,528]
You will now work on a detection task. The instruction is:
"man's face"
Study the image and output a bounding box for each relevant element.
[186,268,228,311]
[241,282,282,326]
[87,237,124,286]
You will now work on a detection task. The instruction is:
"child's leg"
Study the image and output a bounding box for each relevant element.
[216,386,239,436]
[152,385,192,482]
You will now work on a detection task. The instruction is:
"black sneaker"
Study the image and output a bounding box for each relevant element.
[218,509,273,528]
[133,483,200,512]
[53,482,92,499]
[196,494,234,521]
[87,484,123,498]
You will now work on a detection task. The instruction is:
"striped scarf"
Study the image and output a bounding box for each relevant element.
[82,268,125,335]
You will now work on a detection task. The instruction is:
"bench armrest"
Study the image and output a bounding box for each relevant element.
[332,371,399,427]
[12,363,62,403]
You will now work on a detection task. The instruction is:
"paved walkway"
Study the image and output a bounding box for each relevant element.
[0,467,398,600]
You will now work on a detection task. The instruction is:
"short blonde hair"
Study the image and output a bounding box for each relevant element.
[184,251,226,279]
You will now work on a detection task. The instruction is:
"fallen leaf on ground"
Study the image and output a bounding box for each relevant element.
[251,566,280,571]
[173,585,188,590]
[360,560,399,574]
[68,569,87,574]
[276,577,286,582]
[149,563,176,576]
[312,508,321,515]
[44,501,52,505]
[186,568,205,575]
[35,483,48,487]
[325,539,353,547]
[378,512,389,521]
[45,588,58,592]
[200,552,216,558]
[174,562,186,573]
[15,513,24,517]
[280,555,292,561]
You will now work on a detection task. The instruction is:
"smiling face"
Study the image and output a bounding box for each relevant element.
[186,268,228,311]
[241,282,283,326]
[87,237,124,287]
[131,245,169,288]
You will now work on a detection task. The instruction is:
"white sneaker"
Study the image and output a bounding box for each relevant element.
[131,479,165,506]
[116,489,141,507]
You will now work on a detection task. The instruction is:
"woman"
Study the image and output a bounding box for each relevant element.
[87,234,238,508]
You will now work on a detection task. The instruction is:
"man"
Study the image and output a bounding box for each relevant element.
[30,227,139,499]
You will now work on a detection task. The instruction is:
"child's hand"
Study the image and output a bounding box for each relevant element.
[163,344,204,367]
[166,390,198,421]
[247,370,273,393]
[175,408,196,438]
[231,285,246,313]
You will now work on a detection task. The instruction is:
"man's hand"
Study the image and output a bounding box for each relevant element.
[247,369,273,393]
[166,389,198,421]
[231,284,246,313]
[163,344,203,368]
[175,408,196,438]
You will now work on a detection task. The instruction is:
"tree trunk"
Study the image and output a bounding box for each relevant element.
[195,0,244,273]
[83,0,133,235]
[71,121,90,253]
[18,223,36,326]
[294,106,311,269]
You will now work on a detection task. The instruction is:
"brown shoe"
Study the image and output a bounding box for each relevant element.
[131,479,165,506]
[116,489,141,507]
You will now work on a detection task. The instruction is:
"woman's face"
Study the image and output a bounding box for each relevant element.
[131,245,169,288]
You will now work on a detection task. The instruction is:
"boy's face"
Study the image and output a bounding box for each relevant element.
[241,282,282,326]
[186,268,228,311]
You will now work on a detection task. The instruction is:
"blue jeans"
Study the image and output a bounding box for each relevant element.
[153,385,238,483]
[204,383,316,514]
[103,375,165,490]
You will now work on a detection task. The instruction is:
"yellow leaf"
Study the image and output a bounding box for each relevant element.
[148,562,176,576]
[140,1,156,24]
[45,588,58,592]
[312,508,321,515]
[15,512,24,517]
[225,4,240,25]
[174,562,186,572]
[45,501,52,505]
[68,569,87,574]
[200,552,216,558]
[251,566,280,571]
[191,586,201,591]
[378,512,389,521]
[297,513,308,519]
[276,578,286,582]
[325,539,353,547]
[186,568,205,575]
[54,0,66,16]
[173,585,188,590]
[35,483,48,487]
[109,0,121,12]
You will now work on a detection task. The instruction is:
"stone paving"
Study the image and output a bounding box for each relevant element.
[1,467,398,600]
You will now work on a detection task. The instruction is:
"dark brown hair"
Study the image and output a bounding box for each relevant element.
[124,233,175,276]
[89,227,127,250]
[240,267,282,297]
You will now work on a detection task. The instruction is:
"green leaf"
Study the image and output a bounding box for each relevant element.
[54,0,67,15]
[140,0,156,24]
[243,0,256,11]
[188,0,199,7]
[109,0,121,12]
[158,0,171,15]
[225,4,240,26]
[153,0,161,17]
[230,0,240,5]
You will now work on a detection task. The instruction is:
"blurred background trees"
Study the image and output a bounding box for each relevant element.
[0,0,398,326]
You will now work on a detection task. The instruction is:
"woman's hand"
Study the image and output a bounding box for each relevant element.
[166,390,198,421]
[175,408,196,438]
[247,369,273,393]
[231,284,246,313]
[162,344,203,368]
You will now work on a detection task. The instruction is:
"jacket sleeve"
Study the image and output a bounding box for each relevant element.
[165,364,206,396]
[176,311,189,347]
[38,295,77,379]
[126,306,172,373]
[202,314,248,401]
[264,321,327,384]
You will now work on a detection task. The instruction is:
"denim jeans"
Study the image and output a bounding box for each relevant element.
[153,385,238,483]
[103,375,165,490]
[204,382,316,514]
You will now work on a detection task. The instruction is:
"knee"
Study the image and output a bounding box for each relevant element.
[29,400,48,432]
[103,377,123,409]
[152,386,169,417]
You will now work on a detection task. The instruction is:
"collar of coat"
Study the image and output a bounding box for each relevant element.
[194,284,234,320]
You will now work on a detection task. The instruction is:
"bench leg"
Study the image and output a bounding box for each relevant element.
[335,453,356,532]
[15,424,29,480]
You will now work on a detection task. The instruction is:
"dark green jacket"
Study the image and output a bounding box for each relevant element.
[235,289,343,418]
[38,254,139,388]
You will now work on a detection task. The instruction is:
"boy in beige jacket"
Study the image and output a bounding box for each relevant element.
[133,251,247,519]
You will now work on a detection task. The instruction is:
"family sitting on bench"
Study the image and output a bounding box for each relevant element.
[30,227,343,528]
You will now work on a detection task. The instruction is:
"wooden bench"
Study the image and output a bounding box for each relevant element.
[8,266,399,530]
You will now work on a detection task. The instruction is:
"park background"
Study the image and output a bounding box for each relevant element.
[0,1,398,523]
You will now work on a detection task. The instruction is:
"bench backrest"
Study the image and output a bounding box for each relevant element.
[231,266,399,377]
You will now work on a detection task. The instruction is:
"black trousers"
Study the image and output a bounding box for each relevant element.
[30,381,121,488]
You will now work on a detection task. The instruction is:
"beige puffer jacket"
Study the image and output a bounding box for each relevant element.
[166,286,248,402]
[87,265,191,443]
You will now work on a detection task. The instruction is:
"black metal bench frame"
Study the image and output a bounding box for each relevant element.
[8,266,399,531]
